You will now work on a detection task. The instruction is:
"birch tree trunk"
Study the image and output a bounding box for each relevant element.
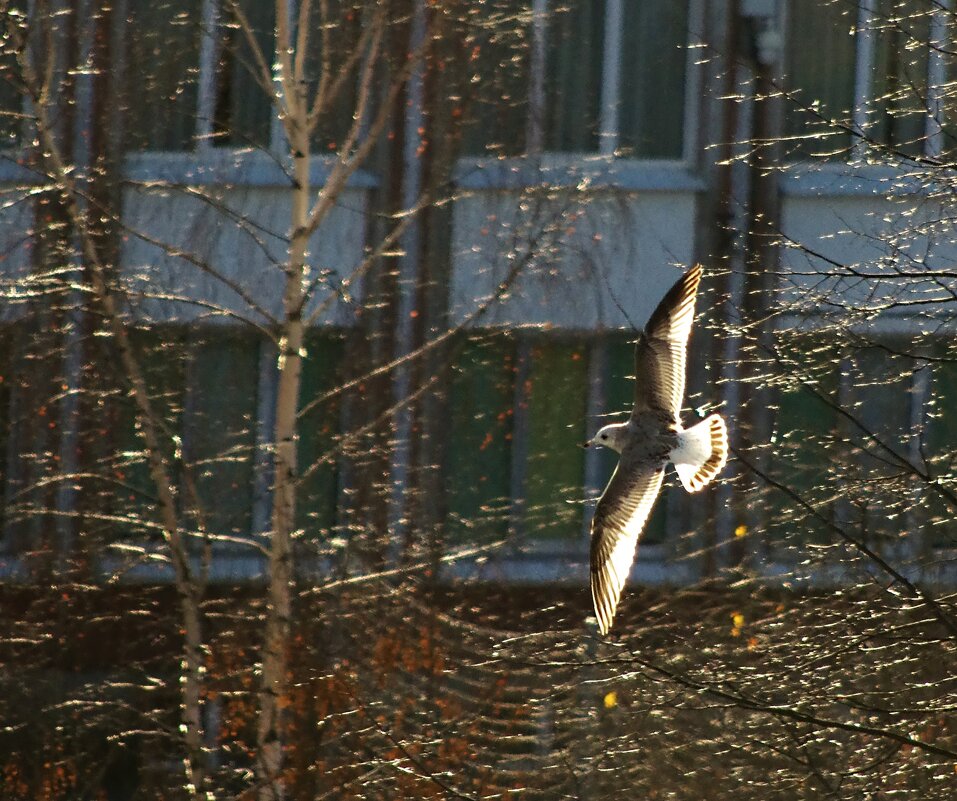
[247,2,421,795]
[255,109,308,801]
[254,5,307,795]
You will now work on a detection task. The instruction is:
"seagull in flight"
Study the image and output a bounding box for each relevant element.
[587,265,727,635]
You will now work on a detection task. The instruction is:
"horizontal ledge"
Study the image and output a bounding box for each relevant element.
[773,311,957,336]
[0,546,680,586]
[1,553,954,589]
[0,150,703,192]
[779,161,957,198]
[125,150,380,188]
[453,156,705,192]
[0,149,380,189]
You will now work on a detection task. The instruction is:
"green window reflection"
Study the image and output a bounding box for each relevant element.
[785,0,857,157]
[446,334,517,541]
[618,0,689,159]
[185,329,260,538]
[124,1,201,151]
[521,338,588,541]
[297,331,345,536]
[214,0,276,148]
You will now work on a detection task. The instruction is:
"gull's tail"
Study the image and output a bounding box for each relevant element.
[672,414,727,493]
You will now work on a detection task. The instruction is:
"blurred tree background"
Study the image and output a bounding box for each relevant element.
[1,1,956,798]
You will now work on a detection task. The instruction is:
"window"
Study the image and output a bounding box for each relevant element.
[300,1,363,152]
[764,339,842,554]
[785,0,858,157]
[212,0,276,149]
[0,329,13,536]
[520,338,589,540]
[617,0,690,158]
[867,1,933,155]
[764,338,937,558]
[121,0,276,152]
[116,0,376,153]
[108,329,189,542]
[785,0,953,159]
[463,0,691,158]
[123,1,202,151]
[445,332,678,556]
[542,0,605,152]
[108,329,260,545]
[183,330,261,538]
[458,0,531,157]
[919,352,957,549]
[0,324,346,561]
[766,383,840,554]
[297,331,346,536]
[844,346,919,546]
[445,334,516,542]
[445,334,592,547]
[0,34,22,149]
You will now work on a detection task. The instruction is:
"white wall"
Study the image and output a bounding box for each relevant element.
[449,160,702,331]
[778,164,957,332]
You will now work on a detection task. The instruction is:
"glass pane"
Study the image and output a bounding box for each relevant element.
[868,0,931,155]
[847,346,917,545]
[936,23,957,159]
[604,335,666,543]
[522,339,588,540]
[0,328,11,535]
[445,335,516,542]
[214,0,275,148]
[124,0,200,150]
[763,335,843,552]
[185,330,260,538]
[111,330,188,540]
[459,0,530,156]
[785,0,857,157]
[302,1,362,152]
[297,331,345,536]
[544,0,605,152]
[0,36,21,148]
[924,357,957,548]
[766,377,839,550]
[618,0,689,159]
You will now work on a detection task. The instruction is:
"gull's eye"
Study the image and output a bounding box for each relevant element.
[600,433,607,441]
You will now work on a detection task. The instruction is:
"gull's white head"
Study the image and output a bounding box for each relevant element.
[588,422,629,454]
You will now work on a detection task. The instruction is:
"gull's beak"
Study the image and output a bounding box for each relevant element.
[581,438,593,449]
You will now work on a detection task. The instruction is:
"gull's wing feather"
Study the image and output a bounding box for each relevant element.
[590,462,666,635]
[633,265,702,420]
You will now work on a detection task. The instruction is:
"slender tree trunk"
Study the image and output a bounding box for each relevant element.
[256,77,310,801]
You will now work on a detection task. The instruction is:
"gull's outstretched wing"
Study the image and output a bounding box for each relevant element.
[633,265,702,421]
[590,462,666,635]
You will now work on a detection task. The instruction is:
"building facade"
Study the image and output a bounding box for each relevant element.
[1,0,955,588]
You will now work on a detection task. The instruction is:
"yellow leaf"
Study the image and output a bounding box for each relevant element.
[731,612,745,628]
[734,524,747,538]
[603,691,618,709]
